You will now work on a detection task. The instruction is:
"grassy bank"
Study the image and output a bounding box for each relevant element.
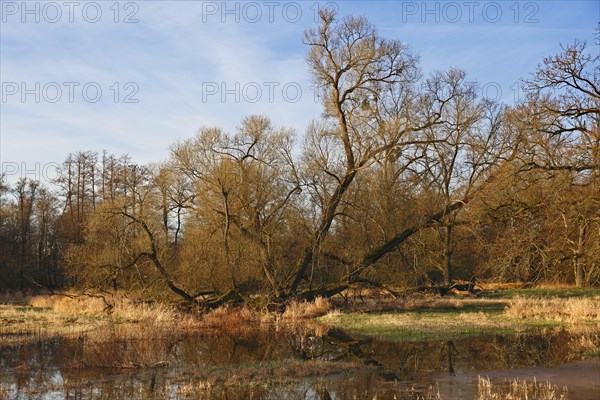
[318,296,600,342]
[0,292,200,341]
[2,288,600,342]
[319,310,536,341]
[0,291,335,342]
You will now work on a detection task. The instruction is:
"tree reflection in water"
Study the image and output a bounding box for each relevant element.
[0,324,598,399]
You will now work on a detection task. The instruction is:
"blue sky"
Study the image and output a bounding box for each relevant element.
[1,0,598,183]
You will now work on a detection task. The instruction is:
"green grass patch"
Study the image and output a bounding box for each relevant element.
[483,287,600,299]
[318,310,558,342]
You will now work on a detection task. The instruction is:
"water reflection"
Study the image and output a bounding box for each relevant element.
[0,323,598,399]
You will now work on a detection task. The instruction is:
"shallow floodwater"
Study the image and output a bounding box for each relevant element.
[0,323,598,399]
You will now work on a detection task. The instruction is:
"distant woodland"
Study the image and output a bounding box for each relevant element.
[1,12,598,306]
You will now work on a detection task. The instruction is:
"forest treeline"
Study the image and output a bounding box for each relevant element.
[1,12,598,306]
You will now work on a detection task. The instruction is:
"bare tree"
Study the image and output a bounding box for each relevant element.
[504,39,600,286]
[287,11,511,296]
[287,10,434,294]
[172,115,300,295]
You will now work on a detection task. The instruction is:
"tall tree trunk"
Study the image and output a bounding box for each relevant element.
[287,170,357,294]
[37,242,43,286]
[222,191,236,289]
[574,223,588,287]
[20,245,25,291]
[443,225,453,285]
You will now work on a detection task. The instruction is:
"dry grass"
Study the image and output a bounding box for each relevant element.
[282,297,333,320]
[27,293,199,327]
[403,377,569,400]
[0,292,202,344]
[477,282,529,290]
[200,305,266,331]
[195,298,335,340]
[477,376,568,400]
[505,296,600,323]
[0,303,100,340]
[534,282,576,289]
[563,325,600,357]
[198,297,334,329]
[333,291,507,314]
[1,292,338,342]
